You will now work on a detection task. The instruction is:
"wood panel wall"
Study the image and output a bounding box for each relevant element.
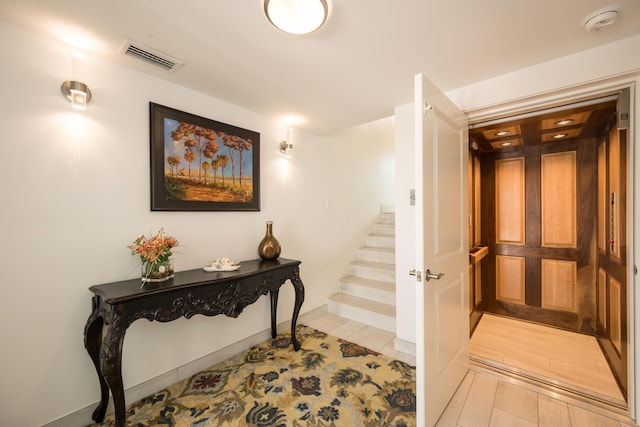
[596,123,628,398]
[496,255,525,304]
[480,135,598,333]
[610,277,622,353]
[598,142,607,251]
[495,158,525,245]
[541,152,576,248]
[541,259,577,312]
[598,267,607,327]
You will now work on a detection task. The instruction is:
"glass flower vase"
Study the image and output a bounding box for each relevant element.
[141,257,174,282]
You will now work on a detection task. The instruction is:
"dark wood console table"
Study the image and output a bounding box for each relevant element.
[84,258,304,427]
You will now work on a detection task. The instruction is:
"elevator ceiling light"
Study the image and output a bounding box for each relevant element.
[553,133,569,139]
[495,130,511,137]
[264,0,329,35]
[554,119,575,126]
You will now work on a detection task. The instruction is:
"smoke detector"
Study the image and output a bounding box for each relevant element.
[583,5,621,32]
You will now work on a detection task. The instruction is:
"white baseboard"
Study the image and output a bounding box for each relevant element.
[44,306,327,427]
[394,337,416,356]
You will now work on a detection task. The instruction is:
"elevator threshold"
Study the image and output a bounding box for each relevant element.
[470,354,629,419]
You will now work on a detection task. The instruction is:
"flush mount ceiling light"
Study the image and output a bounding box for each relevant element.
[553,133,569,139]
[583,5,621,32]
[264,0,329,35]
[495,130,511,137]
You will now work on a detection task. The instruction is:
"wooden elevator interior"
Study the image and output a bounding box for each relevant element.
[467,92,630,403]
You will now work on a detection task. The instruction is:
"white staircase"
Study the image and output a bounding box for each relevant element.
[328,213,396,332]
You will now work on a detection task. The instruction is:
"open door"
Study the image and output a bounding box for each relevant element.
[414,73,470,426]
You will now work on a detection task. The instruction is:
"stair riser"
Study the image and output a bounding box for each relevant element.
[349,265,395,282]
[373,224,395,235]
[327,301,395,333]
[365,235,395,249]
[377,213,395,225]
[357,248,395,264]
[339,282,396,305]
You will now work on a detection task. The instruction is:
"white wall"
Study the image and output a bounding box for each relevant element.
[329,117,396,250]
[0,21,393,426]
[448,35,640,115]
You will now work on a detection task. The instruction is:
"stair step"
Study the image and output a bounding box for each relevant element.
[340,275,395,291]
[377,213,395,224]
[357,246,395,264]
[373,223,395,236]
[339,275,395,304]
[328,293,396,332]
[365,234,395,249]
[331,211,397,333]
[349,260,395,282]
[380,204,395,214]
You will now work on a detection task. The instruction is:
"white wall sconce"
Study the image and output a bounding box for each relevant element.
[280,141,293,158]
[280,127,293,158]
[61,80,92,110]
[264,0,329,35]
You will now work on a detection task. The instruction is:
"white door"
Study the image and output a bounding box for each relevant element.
[414,73,470,426]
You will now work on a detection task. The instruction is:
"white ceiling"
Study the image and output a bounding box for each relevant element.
[1,0,639,134]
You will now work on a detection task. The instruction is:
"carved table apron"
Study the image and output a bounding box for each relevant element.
[84,258,304,426]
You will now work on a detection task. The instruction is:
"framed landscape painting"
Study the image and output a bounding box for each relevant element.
[149,102,260,211]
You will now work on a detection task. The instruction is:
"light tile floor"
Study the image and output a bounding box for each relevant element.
[470,313,624,402]
[303,310,638,427]
[437,370,636,427]
[303,311,416,365]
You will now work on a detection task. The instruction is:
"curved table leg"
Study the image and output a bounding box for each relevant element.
[270,289,279,339]
[290,267,305,351]
[100,311,128,427]
[83,297,109,422]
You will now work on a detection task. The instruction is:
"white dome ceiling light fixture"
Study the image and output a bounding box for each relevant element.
[264,0,329,35]
[583,5,621,32]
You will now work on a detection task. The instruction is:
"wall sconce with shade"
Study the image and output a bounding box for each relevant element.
[61,80,92,110]
[264,0,329,35]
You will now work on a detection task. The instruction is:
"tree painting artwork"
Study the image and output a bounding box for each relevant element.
[150,103,260,211]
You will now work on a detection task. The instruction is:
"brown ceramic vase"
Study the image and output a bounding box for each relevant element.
[258,221,281,260]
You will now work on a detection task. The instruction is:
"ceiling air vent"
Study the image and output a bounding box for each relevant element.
[119,39,183,72]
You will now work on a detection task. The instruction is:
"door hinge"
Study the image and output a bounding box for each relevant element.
[410,189,415,206]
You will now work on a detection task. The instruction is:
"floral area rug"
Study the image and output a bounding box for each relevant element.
[89,325,416,427]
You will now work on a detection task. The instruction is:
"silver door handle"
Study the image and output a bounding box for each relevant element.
[425,269,444,281]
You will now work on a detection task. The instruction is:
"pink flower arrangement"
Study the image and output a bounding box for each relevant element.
[128,228,179,264]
